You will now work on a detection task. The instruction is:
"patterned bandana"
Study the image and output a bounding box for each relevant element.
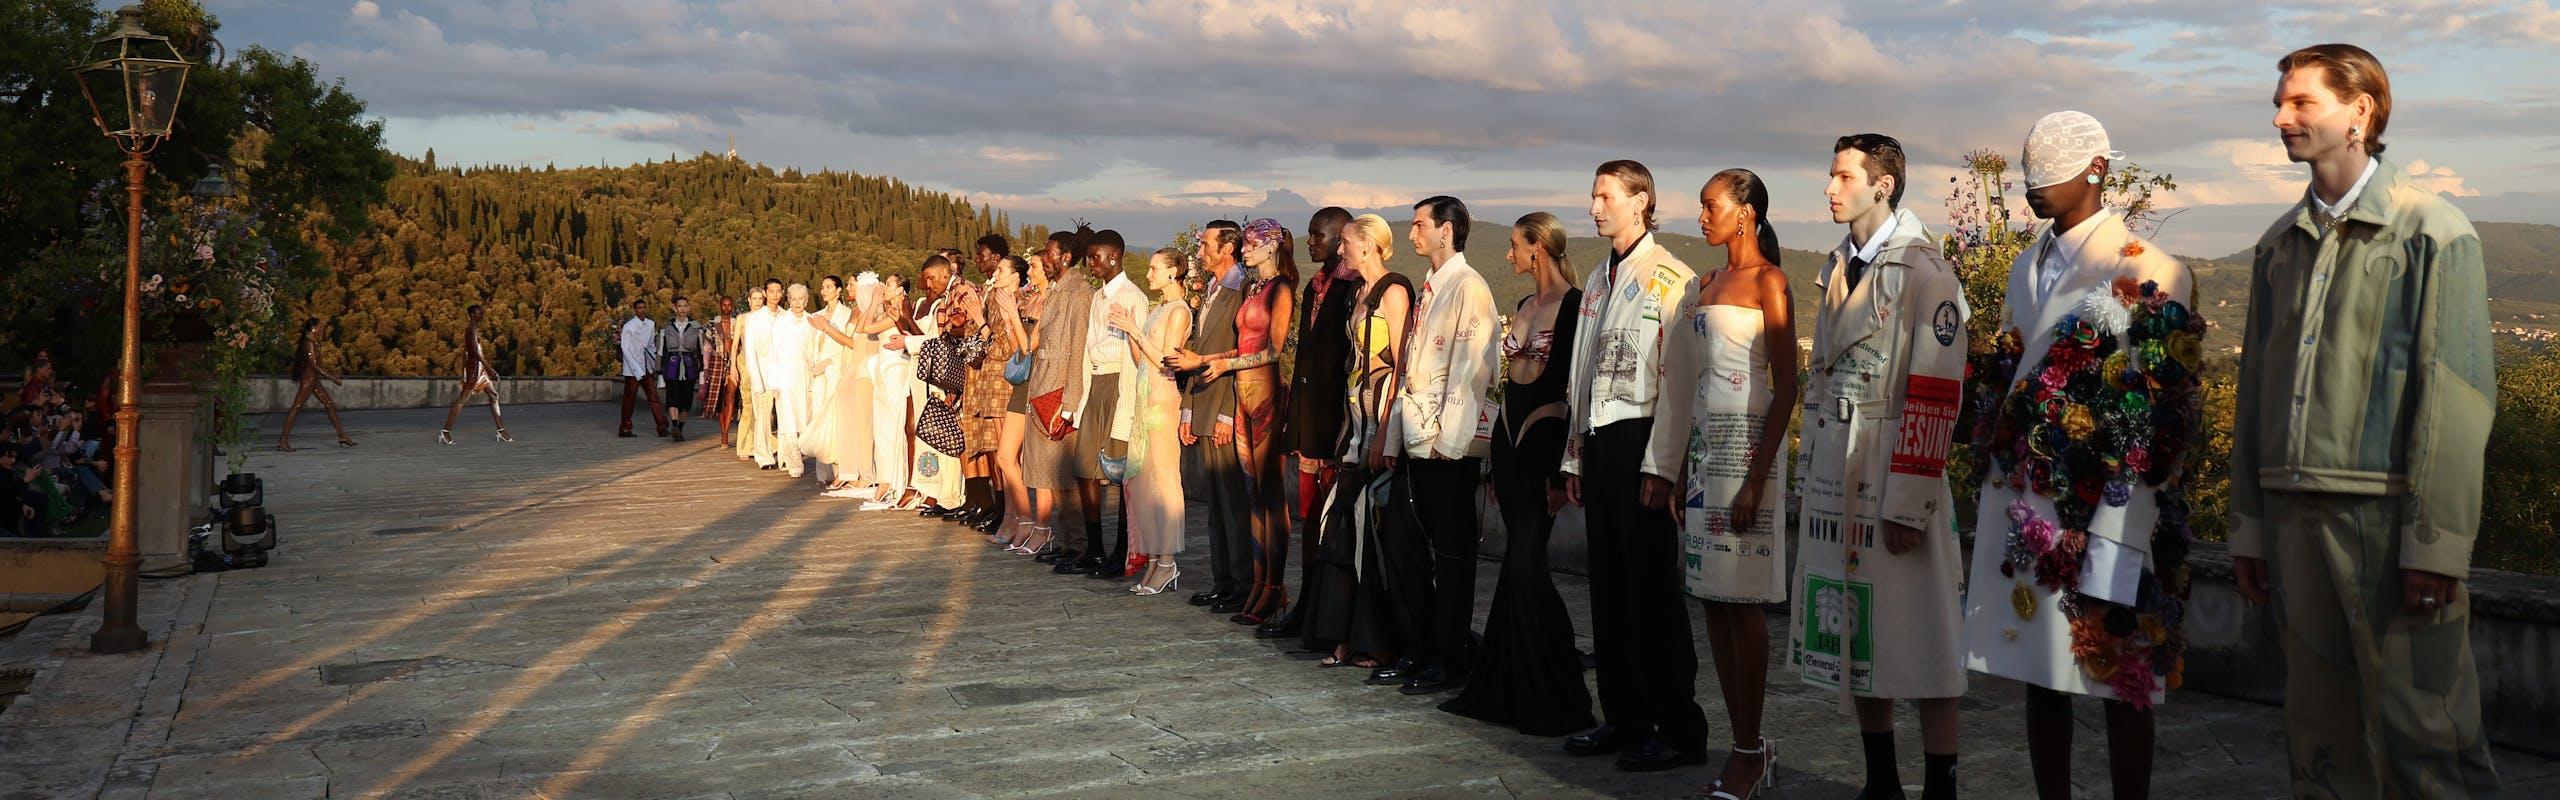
[2023,110,2124,190]
[1242,218,1286,251]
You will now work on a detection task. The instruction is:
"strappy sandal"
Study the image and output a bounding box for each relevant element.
[276,441,296,452]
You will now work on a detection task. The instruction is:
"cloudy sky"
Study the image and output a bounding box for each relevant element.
[219,0,2559,257]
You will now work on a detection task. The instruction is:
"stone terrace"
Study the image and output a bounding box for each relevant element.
[1,402,2552,799]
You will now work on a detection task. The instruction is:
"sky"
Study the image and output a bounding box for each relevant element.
[214,0,2560,258]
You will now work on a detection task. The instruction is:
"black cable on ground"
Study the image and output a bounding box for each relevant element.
[0,584,102,639]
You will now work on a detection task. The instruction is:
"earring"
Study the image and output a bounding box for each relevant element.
[1873,191,1886,203]
[2086,173,2101,185]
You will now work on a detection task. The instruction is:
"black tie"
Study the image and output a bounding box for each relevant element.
[1846,256,1870,290]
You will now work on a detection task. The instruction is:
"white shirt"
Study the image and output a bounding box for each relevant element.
[1842,210,1904,289]
[1395,252,1500,460]
[2313,156,2380,223]
[1086,271,1146,375]
[762,309,813,390]
[618,316,659,379]
[743,306,785,389]
[2031,209,2112,304]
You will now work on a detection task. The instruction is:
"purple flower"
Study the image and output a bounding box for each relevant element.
[2007,497,2034,528]
[2103,482,2132,507]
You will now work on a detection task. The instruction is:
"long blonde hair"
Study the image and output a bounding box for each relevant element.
[1513,212,1578,285]
[1345,213,1396,268]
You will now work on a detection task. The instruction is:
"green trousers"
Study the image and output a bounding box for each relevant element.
[2267,491,2500,799]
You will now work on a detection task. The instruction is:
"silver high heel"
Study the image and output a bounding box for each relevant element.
[494,428,514,443]
[437,430,454,445]
[1131,565,1181,596]
[1703,738,1777,800]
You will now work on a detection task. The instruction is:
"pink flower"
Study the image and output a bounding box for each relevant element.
[2021,516,2057,554]
[2109,654,2159,710]
[2007,497,2034,528]
[193,243,214,262]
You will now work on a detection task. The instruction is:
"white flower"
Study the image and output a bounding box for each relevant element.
[2076,286,2130,337]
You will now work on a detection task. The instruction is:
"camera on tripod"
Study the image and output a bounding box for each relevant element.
[189,473,278,571]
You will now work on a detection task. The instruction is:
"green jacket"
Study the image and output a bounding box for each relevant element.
[2228,158,2496,576]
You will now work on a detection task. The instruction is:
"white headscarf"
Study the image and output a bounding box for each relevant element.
[2023,110,2125,190]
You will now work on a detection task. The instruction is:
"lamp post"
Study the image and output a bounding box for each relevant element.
[73,5,192,655]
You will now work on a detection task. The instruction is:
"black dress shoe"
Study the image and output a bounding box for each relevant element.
[1056,556,1103,575]
[1563,726,1638,757]
[1037,548,1079,565]
[970,513,1003,533]
[1252,617,1301,639]
[1613,738,1709,772]
[1187,589,1229,607]
[1086,557,1128,579]
[1255,604,1303,638]
[1208,597,1246,614]
[618,430,636,438]
[759,464,778,471]
[1398,666,1468,696]
[918,505,950,518]
[1364,659,1416,686]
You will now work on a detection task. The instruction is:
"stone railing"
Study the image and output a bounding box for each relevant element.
[1475,501,2558,758]
[247,376,624,414]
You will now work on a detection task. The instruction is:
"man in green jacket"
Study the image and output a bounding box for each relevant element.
[2230,43,2500,800]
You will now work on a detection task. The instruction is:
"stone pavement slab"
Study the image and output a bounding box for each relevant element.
[0,402,2552,799]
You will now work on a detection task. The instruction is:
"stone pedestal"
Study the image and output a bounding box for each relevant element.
[135,386,212,569]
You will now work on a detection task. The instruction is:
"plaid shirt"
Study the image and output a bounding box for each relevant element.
[699,317,732,390]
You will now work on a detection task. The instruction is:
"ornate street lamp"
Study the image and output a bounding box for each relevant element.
[73,5,192,655]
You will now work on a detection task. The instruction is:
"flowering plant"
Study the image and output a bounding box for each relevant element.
[54,182,291,471]
[1962,277,2207,709]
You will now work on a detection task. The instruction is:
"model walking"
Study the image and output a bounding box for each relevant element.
[275,318,355,451]
[440,305,510,444]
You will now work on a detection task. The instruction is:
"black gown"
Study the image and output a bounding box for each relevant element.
[1438,288,1595,736]
[1300,273,1414,657]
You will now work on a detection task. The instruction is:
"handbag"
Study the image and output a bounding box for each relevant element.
[1003,352,1033,385]
[919,395,966,456]
[1030,387,1077,441]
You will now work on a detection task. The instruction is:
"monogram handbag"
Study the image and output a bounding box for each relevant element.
[919,395,966,456]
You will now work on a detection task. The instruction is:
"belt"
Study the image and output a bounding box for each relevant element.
[1818,395,1892,424]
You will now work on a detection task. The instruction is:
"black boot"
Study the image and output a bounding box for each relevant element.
[1059,514,1106,575]
[1088,497,1130,579]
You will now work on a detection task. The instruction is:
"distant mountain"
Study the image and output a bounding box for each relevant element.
[2204,221,2560,325]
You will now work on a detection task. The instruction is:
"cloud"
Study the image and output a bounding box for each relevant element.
[2404,159,2482,197]
[978,146,1058,164]
[215,0,2553,254]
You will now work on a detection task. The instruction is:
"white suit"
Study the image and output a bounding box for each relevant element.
[764,309,817,477]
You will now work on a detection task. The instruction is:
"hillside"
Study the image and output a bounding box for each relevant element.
[1383,230,1834,328]
[299,155,1047,377]
[2207,220,2560,330]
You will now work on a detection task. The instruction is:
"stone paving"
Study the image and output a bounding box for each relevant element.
[2,402,2553,799]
